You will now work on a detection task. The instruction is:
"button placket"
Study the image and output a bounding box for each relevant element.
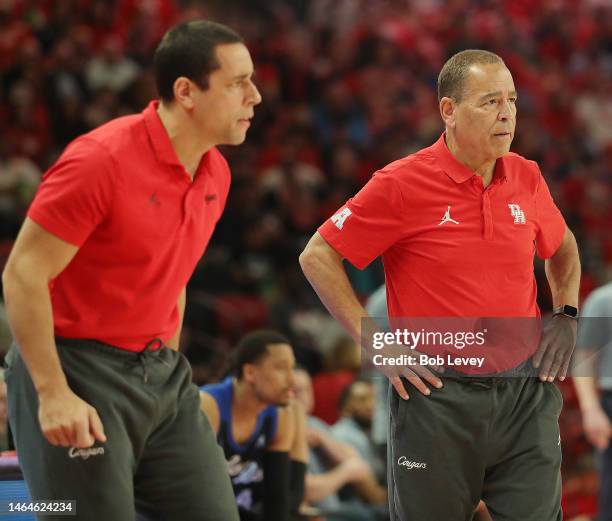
[482,191,494,240]
[182,183,193,227]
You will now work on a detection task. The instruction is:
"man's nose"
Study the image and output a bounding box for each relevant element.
[248,81,262,106]
[498,99,514,120]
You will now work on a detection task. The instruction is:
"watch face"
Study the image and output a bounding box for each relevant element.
[561,305,579,317]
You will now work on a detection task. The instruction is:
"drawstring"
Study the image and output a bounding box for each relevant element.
[126,338,170,383]
[468,380,495,390]
[464,378,508,390]
[444,376,508,389]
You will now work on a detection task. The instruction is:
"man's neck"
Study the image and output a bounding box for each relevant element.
[157,102,214,179]
[232,379,268,419]
[445,132,495,187]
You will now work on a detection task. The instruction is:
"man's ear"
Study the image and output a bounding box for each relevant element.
[243,363,255,383]
[173,77,197,110]
[439,97,457,129]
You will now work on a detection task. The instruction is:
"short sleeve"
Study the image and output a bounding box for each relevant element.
[27,138,116,247]
[318,170,405,269]
[533,165,565,259]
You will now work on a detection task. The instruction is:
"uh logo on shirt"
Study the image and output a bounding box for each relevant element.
[331,207,352,230]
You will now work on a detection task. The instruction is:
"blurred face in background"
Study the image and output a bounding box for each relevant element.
[292,368,314,415]
[244,343,295,406]
[442,63,517,166]
[344,381,375,429]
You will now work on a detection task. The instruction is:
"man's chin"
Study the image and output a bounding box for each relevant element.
[232,132,248,145]
[492,138,513,156]
[219,133,247,147]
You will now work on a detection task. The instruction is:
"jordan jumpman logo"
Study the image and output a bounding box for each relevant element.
[438,206,460,225]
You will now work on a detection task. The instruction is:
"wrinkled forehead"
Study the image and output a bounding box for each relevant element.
[462,63,516,100]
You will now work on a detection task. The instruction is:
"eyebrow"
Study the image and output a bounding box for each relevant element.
[478,90,518,102]
[230,72,254,81]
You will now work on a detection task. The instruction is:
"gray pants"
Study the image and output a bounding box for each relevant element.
[4,339,239,521]
[388,376,563,521]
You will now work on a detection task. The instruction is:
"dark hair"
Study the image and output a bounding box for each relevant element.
[338,378,372,411]
[437,49,505,103]
[233,329,290,379]
[154,20,244,102]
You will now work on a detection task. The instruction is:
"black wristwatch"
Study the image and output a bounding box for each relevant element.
[552,305,579,320]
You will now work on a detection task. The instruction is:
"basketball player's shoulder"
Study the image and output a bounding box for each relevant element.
[199,389,221,433]
[200,377,232,403]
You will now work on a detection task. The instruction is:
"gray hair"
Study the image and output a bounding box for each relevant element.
[438,49,505,103]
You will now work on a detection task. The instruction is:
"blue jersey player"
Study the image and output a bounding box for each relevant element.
[200,330,307,521]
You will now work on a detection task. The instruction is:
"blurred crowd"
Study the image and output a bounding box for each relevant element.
[0,0,610,518]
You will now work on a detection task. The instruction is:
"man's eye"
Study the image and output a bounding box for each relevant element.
[509,98,517,103]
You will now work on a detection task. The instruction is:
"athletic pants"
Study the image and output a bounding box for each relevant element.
[5,338,239,521]
[388,376,563,521]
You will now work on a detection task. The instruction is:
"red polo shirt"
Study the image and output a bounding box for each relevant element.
[28,101,231,351]
[319,133,565,319]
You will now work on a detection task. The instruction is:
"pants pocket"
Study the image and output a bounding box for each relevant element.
[548,382,564,415]
[2,344,19,380]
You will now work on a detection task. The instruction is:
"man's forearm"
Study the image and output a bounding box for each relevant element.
[574,376,602,412]
[304,467,351,503]
[299,234,366,343]
[352,474,387,505]
[2,268,67,394]
[316,430,358,463]
[545,228,580,307]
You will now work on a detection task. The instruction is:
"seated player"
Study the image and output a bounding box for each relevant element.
[200,330,307,521]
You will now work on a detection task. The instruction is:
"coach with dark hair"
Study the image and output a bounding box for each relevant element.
[300,50,580,520]
[2,20,261,520]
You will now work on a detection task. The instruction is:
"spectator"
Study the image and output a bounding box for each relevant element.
[293,367,386,521]
[574,282,612,520]
[312,336,360,425]
[333,379,386,491]
[85,35,140,93]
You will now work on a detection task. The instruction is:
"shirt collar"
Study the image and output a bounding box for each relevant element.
[431,132,508,185]
[143,100,183,168]
[143,100,213,183]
